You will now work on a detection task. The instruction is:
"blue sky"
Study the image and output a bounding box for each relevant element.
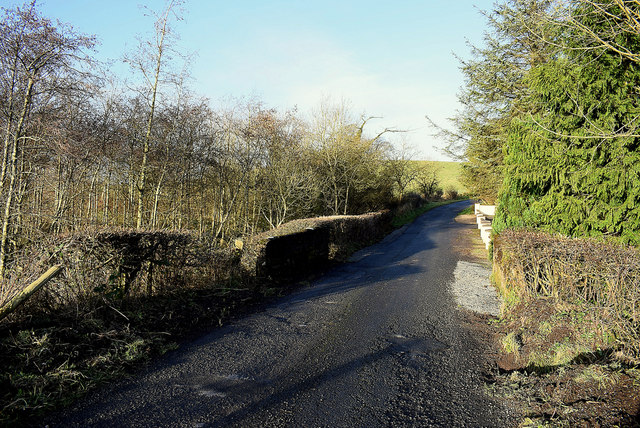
[3,0,496,160]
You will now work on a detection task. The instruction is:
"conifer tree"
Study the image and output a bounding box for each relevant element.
[431,0,560,203]
[494,0,640,244]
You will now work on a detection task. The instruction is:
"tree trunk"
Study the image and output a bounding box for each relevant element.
[151,164,166,228]
[0,77,34,279]
[136,6,169,229]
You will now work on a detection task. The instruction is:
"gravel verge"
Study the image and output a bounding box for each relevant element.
[451,260,501,316]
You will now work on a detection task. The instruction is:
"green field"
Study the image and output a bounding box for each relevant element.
[409,160,468,195]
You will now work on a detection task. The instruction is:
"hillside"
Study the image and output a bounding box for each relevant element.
[411,160,468,195]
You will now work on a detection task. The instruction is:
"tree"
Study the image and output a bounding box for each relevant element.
[386,139,419,202]
[253,109,317,228]
[124,0,183,229]
[494,0,640,244]
[565,1,640,63]
[414,165,441,200]
[307,101,394,215]
[429,0,561,203]
[0,1,94,278]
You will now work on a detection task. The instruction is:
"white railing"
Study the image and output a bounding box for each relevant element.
[474,203,496,249]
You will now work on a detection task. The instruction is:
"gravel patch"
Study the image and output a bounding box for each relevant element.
[451,261,501,316]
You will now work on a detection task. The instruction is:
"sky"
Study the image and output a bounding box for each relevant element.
[2,0,496,160]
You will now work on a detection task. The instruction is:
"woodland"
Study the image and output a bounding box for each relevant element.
[0,1,441,300]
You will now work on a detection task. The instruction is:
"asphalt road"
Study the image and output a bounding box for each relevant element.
[45,201,514,427]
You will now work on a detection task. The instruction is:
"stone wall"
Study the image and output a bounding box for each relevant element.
[241,211,392,283]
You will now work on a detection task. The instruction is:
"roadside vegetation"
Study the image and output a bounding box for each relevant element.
[440,0,640,425]
[0,1,472,424]
[0,190,456,426]
[490,230,640,426]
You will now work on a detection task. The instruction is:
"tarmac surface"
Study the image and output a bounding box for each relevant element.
[44,201,514,427]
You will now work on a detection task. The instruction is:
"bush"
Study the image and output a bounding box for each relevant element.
[433,187,443,200]
[401,192,424,208]
[443,188,459,200]
[493,229,640,359]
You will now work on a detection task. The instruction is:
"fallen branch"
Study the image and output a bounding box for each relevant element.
[0,264,63,321]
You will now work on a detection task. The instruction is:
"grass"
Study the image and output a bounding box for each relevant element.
[575,365,621,389]
[458,205,474,215]
[409,160,467,194]
[502,332,522,356]
[492,298,640,425]
[0,286,263,426]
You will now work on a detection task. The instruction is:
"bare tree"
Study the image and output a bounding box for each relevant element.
[307,100,395,215]
[387,138,419,202]
[414,165,440,200]
[254,109,316,228]
[124,0,183,229]
[0,1,94,278]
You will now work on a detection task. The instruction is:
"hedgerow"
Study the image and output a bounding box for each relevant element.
[493,229,640,359]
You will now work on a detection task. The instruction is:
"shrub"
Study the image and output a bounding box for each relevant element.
[401,192,424,208]
[432,187,444,200]
[493,229,640,359]
[443,188,459,200]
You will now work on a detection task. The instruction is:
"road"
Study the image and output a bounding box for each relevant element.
[46,201,514,427]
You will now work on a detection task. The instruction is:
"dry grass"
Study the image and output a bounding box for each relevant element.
[0,230,248,425]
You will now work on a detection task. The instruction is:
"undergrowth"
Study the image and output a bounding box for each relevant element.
[493,229,640,359]
[0,285,264,427]
[490,228,640,426]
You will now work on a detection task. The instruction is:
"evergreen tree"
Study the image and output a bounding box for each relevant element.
[432,0,559,203]
[495,1,640,244]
